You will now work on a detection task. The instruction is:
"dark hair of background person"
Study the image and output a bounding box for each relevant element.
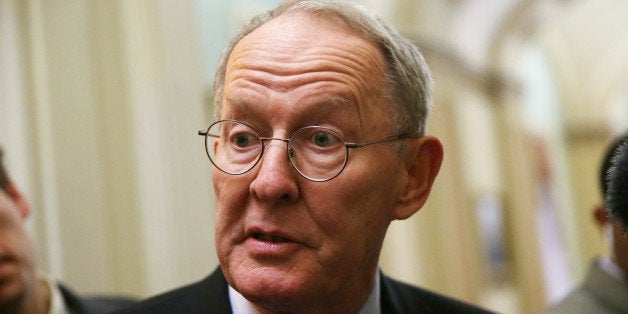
[606,135,628,230]
[600,133,628,198]
[0,147,9,192]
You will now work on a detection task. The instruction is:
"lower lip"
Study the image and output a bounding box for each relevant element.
[244,237,302,258]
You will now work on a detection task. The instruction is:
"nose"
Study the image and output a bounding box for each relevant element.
[249,141,299,204]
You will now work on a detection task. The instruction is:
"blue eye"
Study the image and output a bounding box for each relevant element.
[231,133,259,148]
[234,133,253,147]
[313,132,332,147]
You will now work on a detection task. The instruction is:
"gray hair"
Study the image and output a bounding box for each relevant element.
[213,0,433,136]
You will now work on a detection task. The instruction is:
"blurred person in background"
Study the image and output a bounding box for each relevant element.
[544,133,628,314]
[118,0,494,313]
[607,136,628,231]
[0,147,136,314]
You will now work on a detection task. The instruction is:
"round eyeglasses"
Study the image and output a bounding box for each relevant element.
[198,120,410,182]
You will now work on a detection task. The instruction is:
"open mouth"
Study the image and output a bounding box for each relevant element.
[253,233,290,243]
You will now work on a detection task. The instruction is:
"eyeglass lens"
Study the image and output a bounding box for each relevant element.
[205,121,349,181]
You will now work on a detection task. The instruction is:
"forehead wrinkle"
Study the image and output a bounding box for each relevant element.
[226,54,386,137]
[225,13,391,138]
[225,71,385,139]
[228,39,385,93]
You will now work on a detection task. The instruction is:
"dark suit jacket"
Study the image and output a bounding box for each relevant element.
[117,267,494,313]
[59,283,137,314]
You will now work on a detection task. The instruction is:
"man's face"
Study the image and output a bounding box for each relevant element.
[0,188,36,309]
[213,12,414,312]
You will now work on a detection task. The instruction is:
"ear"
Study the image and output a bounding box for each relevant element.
[6,180,31,219]
[593,204,609,227]
[393,136,443,220]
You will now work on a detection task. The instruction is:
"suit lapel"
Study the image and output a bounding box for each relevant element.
[197,267,233,314]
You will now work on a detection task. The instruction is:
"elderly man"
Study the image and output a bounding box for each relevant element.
[0,148,136,313]
[122,0,492,313]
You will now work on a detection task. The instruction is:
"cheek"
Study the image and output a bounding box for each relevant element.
[1,207,28,245]
[319,158,403,246]
[0,218,36,268]
[308,174,394,246]
[212,169,251,213]
[302,186,391,278]
[212,173,250,252]
[330,160,401,219]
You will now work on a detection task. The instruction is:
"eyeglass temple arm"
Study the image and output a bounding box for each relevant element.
[198,130,220,139]
[345,134,412,148]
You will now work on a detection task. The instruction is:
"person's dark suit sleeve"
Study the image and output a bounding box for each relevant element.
[380,272,496,314]
[114,267,232,314]
[59,283,137,314]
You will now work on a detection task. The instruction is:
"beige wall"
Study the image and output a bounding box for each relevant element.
[1,0,216,297]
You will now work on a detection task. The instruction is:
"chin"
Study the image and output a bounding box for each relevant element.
[231,265,317,305]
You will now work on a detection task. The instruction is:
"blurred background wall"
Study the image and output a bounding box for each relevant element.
[0,0,626,313]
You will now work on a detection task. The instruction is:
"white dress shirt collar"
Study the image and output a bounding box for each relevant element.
[39,276,69,314]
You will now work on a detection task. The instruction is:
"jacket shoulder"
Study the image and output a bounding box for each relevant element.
[114,268,231,314]
[58,283,137,314]
[380,274,495,314]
